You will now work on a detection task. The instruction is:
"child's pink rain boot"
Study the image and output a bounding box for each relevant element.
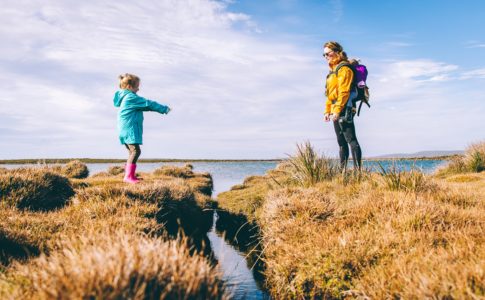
[132,164,143,181]
[123,163,139,184]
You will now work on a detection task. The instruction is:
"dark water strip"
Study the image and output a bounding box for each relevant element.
[207,211,269,299]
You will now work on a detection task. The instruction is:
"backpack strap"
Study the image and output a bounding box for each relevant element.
[330,62,358,106]
[357,99,371,116]
[334,62,353,75]
[334,62,357,90]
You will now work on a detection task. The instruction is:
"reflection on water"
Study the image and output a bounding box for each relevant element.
[207,212,269,300]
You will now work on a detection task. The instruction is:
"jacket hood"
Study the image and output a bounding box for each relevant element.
[113,89,133,107]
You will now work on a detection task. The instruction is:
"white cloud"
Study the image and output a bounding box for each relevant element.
[0,1,483,160]
[357,58,485,155]
[459,68,485,79]
[369,59,458,102]
[0,0,326,159]
[465,41,485,48]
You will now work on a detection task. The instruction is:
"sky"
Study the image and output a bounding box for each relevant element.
[1,0,484,159]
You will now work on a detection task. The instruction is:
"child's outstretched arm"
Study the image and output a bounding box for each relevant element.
[125,93,170,114]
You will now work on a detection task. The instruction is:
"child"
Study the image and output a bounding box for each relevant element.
[113,73,171,183]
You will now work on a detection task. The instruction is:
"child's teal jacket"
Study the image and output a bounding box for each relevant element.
[113,89,169,145]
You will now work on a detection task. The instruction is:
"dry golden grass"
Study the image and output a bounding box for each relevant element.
[153,164,195,178]
[438,141,485,175]
[0,164,226,299]
[60,160,89,179]
[287,142,340,187]
[107,165,125,175]
[218,163,485,299]
[3,229,227,300]
[0,168,74,211]
[217,168,290,222]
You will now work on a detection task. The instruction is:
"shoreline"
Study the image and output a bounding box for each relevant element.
[0,158,283,164]
[0,155,457,165]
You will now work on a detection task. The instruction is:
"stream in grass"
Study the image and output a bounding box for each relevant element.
[94,161,276,299]
[88,159,447,299]
[2,159,448,299]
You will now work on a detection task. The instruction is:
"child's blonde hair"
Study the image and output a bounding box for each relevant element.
[119,73,140,89]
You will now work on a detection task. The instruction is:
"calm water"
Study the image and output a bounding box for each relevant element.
[2,159,447,299]
[86,161,279,195]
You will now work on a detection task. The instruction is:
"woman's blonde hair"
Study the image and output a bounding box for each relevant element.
[119,73,140,89]
[324,41,348,62]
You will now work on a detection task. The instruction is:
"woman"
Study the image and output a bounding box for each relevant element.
[323,41,362,170]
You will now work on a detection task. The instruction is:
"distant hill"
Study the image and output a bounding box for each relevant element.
[371,150,463,159]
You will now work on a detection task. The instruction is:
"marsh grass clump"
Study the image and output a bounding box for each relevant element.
[0,166,226,299]
[60,160,89,179]
[436,156,467,175]
[154,184,212,236]
[0,169,74,211]
[0,228,41,265]
[152,165,213,197]
[377,162,434,193]
[77,181,213,237]
[463,141,485,172]
[437,141,485,175]
[216,150,485,299]
[107,165,124,175]
[257,177,485,299]
[8,230,227,300]
[153,165,194,178]
[188,172,214,196]
[287,142,339,187]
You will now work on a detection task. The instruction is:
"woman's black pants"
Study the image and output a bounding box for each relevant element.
[333,119,362,170]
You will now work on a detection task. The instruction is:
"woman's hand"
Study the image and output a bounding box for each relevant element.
[331,113,340,122]
[324,113,331,122]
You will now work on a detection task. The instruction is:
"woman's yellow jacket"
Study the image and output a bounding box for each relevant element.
[325,61,354,116]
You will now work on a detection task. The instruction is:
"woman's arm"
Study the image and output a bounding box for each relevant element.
[332,66,354,115]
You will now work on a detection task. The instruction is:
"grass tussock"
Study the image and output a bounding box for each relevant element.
[154,164,194,178]
[4,229,227,300]
[60,160,89,179]
[464,141,485,172]
[0,164,226,299]
[437,141,485,175]
[218,159,485,299]
[0,187,161,263]
[261,180,485,298]
[377,162,437,194]
[153,165,214,197]
[76,178,213,237]
[107,165,124,175]
[287,142,339,187]
[217,168,290,222]
[0,168,74,211]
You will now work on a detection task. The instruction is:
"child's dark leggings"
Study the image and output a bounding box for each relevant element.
[333,120,362,169]
[125,144,141,164]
